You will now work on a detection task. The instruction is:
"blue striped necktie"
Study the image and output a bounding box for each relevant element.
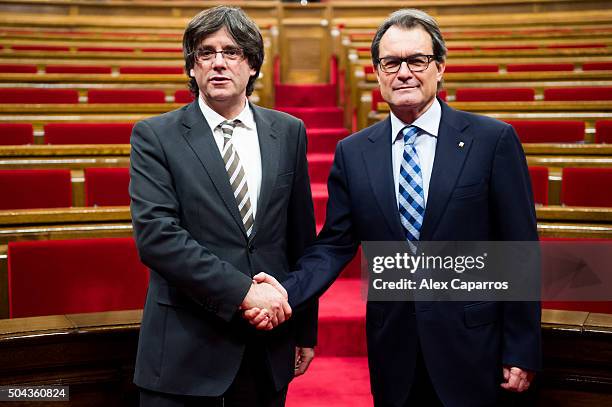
[398,126,425,246]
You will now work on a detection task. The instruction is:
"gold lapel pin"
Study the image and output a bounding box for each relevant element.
[458,141,465,148]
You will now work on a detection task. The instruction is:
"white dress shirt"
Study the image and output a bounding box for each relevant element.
[390,98,441,207]
[198,97,262,219]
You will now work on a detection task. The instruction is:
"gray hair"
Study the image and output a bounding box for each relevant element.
[370,9,447,69]
[183,6,264,97]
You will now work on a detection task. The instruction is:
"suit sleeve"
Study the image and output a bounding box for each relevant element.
[284,139,360,309]
[286,120,318,347]
[129,120,252,322]
[490,124,542,371]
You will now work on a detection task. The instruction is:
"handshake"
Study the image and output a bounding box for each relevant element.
[240,273,291,330]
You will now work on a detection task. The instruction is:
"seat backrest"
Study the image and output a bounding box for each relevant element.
[8,237,149,318]
[583,62,612,71]
[455,87,535,102]
[44,123,133,144]
[84,167,130,206]
[0,64,37,73]
[505,120,585,143]
[561,167,612,207]
[506,63,574,72]
[595,120,612,144]
[445,64,498,73]
[119,66,183,74]
[0,169,72,209]
[544,86,612,101]
[528,166,549,205]
[0,123,34,145]
[174,89,195,104]
[0,88,79,104]
[87,89,166,104]
[46,65,112,74]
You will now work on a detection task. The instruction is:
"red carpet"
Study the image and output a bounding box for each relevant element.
[286,279,371,405]
[286,357,372,407]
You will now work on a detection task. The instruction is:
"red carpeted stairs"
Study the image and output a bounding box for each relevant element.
[277,61,372,406]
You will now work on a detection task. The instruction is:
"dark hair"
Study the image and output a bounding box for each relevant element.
[371,9,447,70]
[183,6,264,97]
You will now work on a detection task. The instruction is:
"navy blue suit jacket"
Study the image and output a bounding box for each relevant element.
[284,100,541,406]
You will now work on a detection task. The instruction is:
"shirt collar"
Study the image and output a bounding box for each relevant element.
[198,96,256,134]
[390,97,441,143]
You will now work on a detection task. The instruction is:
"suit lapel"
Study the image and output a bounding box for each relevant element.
[420,102,472,240]
[181,101,248,237]
[362,117,406,241]
[249,104,279,241]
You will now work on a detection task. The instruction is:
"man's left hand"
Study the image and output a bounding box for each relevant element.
[500,366,534,392]
[294,347,315,376]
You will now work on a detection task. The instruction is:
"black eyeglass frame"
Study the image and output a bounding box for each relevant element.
[376,54,436,74]
[192,48,246,63]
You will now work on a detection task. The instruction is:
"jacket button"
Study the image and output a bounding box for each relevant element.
[248,245,256,254]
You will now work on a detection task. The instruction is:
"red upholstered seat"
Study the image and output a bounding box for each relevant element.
[455,87,535,102]
[84,167,130,206]
[307,128,350,154]
[480,45,538,50]
[174,89,194,103]
[528,166,549,205]
[275,84,337,107]
[77,46,134,53]
[561,167,612,207]
[583,62,612,71]
[507,63,574,72]
[540,237,612,313]
[0,123,34,145]
[277,107,344,128]
[595,120,612,144]
[0,64,37,73]
[0,169,72,209]
[8,237,149,318]
[371,88,384,111]
[88,89,166,104]
[446,46,474,51]
[548,43,606,49]
[308,153,334,184]
[437,89,447,101]
[544,86,612,101]
[12,45,69,51]
[46,65,112,74]
[44,122,133,144]
[505,120,585,143]
[444,64,498,73]
[141,47,183,53]
[119,66,183,74]
[364,65,375,75]
[0,88,78,103]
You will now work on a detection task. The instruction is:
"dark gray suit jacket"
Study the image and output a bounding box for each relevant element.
[130,101,317,396]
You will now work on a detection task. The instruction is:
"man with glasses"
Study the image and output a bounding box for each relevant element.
[130,6,317,406]
[245,8,541,406]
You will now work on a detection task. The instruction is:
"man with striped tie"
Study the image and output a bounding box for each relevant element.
[130,6,317,407]
[246,8,541,407]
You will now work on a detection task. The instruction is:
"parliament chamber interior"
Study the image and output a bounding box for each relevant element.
[0,0,611,405]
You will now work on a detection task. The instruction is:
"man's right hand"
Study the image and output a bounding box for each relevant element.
[241,280,291,329]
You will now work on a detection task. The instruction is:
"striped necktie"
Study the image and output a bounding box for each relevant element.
[219,120,254,236]
[398,126,425,248]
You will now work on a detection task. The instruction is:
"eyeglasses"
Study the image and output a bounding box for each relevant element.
[194,48,245,63]
[377,54,435,74]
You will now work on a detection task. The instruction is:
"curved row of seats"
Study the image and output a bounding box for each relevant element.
[0,88,194,104]
[1,166,611,215]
